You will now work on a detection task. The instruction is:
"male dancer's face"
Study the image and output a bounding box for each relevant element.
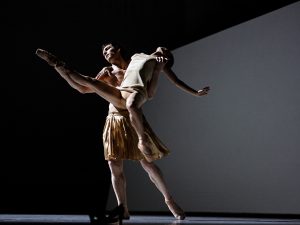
[102,44,120,63]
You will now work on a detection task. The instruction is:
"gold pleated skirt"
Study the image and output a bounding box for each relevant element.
[103,111,170,161]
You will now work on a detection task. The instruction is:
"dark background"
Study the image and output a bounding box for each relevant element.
[5,0,299,214]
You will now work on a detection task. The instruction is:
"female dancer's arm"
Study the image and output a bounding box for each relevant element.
[163,66,210,96]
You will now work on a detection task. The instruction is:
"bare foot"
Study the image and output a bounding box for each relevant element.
[36,48,65,67]
[165,199,185,220]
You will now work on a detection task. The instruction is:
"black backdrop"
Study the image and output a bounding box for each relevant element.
[4,1,114,214]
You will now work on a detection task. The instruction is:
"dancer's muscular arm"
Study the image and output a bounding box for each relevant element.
[95,66,118,87]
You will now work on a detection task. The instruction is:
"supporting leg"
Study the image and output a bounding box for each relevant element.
[108,160,130,219]
[140,159,185,220]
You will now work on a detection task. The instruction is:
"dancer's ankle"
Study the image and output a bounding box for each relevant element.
[54,60,66,68]
[165,199,185,220]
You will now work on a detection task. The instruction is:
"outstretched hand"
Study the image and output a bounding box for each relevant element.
[196,86,210,96]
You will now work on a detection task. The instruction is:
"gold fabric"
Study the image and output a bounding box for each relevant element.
[103,109,170,161]
[117,53,156,99]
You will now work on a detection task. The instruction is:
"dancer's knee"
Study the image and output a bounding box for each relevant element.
[140,159,155,172]
[126,100,138,113]
[108,160,123,177]
[125,92,146,111]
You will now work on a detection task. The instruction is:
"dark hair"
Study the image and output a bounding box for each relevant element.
[166,52,174,68]
[101,41,130,61]
[101,41,121,51]
[157,46,174,68]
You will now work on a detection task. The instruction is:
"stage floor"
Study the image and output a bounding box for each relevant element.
[0,214,300,225]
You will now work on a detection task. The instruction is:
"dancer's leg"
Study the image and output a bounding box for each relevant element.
[55,65,96,94]
[140,159,185,220]
[36,49,88,92]
[65,69,126,109]
[36,49,126,109]
[108,160,130,218]
[122,91,154,162]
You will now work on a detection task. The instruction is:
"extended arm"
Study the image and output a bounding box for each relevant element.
[163,66,210,96]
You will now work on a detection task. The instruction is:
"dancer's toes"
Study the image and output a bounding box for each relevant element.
[35,48,44,56]
[35,48,64,67]
[35,49,55,66]
[165,199,185,220]
[122,206,130,220]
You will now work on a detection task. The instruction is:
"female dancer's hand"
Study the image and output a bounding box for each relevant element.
[155,56,169,63]
[196,86,210,96]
